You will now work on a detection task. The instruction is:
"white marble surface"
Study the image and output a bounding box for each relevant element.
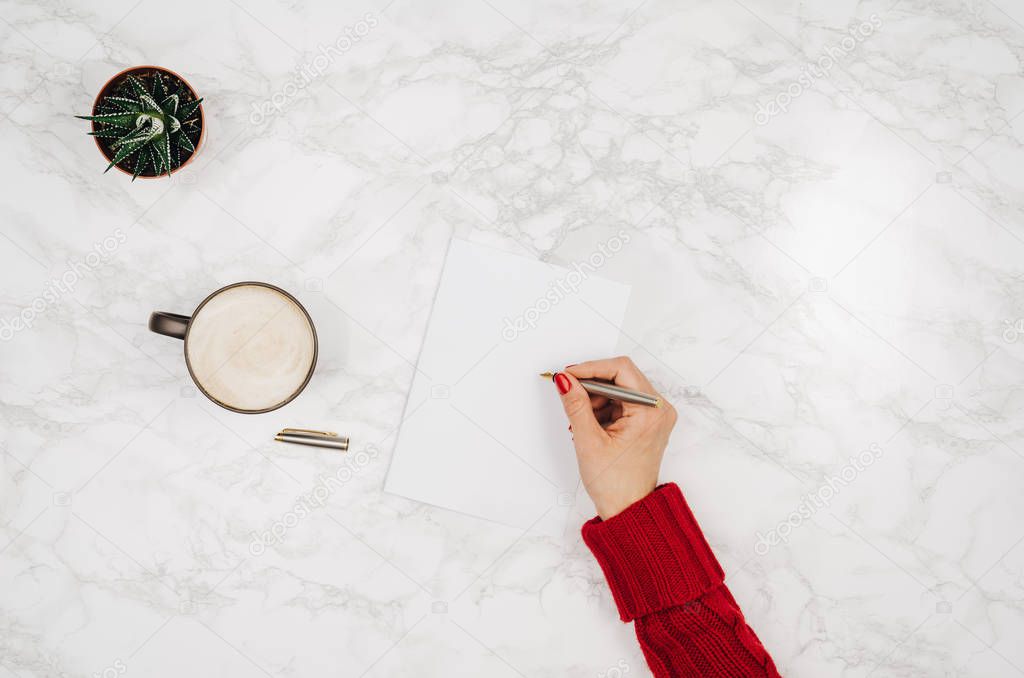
[2,0,1024,676]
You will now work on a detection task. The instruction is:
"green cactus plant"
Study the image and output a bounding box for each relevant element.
[78,70,203,180]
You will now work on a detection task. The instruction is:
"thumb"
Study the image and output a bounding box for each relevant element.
[552,372,605,447]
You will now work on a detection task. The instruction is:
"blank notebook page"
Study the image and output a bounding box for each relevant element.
[384,238,631,530]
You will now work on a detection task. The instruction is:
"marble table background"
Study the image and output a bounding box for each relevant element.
[2,0,1024,676]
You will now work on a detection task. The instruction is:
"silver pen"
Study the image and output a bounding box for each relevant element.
[539,372,661,407]
[274,428,350,451]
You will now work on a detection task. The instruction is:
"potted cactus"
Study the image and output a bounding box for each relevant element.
[78,66,204,180]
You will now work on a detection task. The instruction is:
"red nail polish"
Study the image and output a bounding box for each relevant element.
[553,372,571,395]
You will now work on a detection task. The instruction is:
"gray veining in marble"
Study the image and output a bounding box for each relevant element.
[2,0,1023,676]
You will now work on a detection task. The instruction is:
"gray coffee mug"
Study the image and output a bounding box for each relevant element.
[150,281,317,413]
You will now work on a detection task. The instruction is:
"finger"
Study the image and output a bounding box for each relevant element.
[552,372,606,447]
[566,356,655,392]
[588,394,610,410]
[594,402,616,426]
[594,400,626,425]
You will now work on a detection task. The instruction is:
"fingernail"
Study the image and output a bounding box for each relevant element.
[553,372,571,395]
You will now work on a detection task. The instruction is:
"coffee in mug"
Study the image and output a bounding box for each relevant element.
[149,282,317,413]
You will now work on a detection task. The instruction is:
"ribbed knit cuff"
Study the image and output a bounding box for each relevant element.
[582,483,724,622]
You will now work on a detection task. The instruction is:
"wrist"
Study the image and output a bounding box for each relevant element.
[595,483,658,519]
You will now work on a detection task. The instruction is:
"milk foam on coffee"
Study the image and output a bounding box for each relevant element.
[185,285,315,411]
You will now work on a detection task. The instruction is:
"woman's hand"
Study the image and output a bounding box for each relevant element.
[551,356,677,519]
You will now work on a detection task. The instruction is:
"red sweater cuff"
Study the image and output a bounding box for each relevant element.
[582,483,724,622]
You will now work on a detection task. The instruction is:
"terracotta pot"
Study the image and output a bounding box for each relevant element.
[89,65,205,179]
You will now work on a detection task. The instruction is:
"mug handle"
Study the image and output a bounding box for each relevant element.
[149,312,190,340]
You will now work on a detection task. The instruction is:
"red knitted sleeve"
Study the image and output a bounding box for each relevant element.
[582,484,781,677]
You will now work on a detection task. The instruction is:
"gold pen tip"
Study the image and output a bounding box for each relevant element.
[538,372,554,379]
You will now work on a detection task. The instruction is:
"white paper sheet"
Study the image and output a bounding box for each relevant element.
[384,238,631,530]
